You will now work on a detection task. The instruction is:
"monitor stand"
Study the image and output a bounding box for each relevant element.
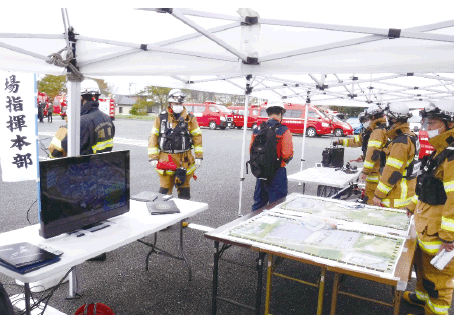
[68,220,115,238]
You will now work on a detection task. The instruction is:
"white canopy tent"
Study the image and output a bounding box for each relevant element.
[1,6,454,215]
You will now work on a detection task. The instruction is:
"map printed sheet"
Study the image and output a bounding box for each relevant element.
[221,194,410,278]
[275,195,410,237]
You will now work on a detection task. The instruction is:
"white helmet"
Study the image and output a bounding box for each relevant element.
[80,79,100,96]
[266,100,286,114]
[386,102,412,120]
[168,89,187,104]
[420,100,454,122]
[358,111,368,123]
[366,104,385,118]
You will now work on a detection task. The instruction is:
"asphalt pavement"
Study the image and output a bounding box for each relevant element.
[0,118,428,314]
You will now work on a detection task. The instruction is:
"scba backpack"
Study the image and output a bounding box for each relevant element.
[246,122,281,181]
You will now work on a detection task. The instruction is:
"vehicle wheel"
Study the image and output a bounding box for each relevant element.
[333,128,343,137]
[209,121,217,130]
[251,123,257,130]
[61,116,65,120]
[219,126,226,130]
[306,127,317,137]
[236,126,243,129]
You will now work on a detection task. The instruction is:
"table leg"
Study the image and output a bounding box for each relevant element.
[393,289,403,315]
[212,241,220,315]
[330,273,340,315]
[68,266,80,299]
[265,254,274,315]
[255,252,266,315]
[179,219,192,282]
[24,282,31,315]
[317,267,326,315]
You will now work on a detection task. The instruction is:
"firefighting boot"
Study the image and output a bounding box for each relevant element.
[402,291,425,308]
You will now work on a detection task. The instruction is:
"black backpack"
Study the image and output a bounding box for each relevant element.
[246,122,281,181]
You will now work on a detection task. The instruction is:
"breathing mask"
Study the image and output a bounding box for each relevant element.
[363,121,370,129]
[172,105,184,114]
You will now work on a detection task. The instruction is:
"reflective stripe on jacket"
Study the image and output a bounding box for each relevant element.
[412,128,454,251]
[362,117,387,176]
[374,122,416,209]
[48,100,115,158]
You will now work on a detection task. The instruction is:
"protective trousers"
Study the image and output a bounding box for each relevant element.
[252,167,288,211]
[414,245,454,315]
[363,178,378,205]
[158,173,192,199]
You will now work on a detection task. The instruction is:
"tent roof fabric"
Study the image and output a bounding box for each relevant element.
[1,7,454,104]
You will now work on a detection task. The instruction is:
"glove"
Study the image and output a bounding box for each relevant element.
[150,160,158,168]
[195,159,202,168]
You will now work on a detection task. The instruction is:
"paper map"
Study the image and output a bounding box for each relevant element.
[227,212,404,275]
[277,196,409,232]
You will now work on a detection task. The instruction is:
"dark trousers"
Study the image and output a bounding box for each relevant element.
[252,167,288,211]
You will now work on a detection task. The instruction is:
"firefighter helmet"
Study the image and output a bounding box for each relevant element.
[358,111,367,123]
[366,104,385,118]
[420,100,454,122]
[168,89,187,104]
[266,100,286,115]
[80,79,101,96]
[385,102,412,120]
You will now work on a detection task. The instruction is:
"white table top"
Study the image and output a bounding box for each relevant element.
[0,198,208,283]
[288,167,362,188]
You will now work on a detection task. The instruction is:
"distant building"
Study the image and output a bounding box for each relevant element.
[113,94,136,115]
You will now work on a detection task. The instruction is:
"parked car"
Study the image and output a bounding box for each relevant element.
[346,117,363,134]
[185,101,234,130]
[229,105,261,129]
[256,103,332,137]
[329,115,353,137]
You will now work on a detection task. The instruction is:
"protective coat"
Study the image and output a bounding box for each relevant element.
[374,122,416,208]
[360,117,387,204]
[148,108,203,194]
[406,128,454,315]
[48,100,115,158]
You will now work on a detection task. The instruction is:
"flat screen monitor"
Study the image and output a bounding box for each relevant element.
[39,150,130,239]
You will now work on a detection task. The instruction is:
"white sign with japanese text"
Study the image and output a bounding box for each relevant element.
[0,71,38,182]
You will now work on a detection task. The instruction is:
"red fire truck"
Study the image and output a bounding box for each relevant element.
[58,94,115,120]
[230,105,262,129]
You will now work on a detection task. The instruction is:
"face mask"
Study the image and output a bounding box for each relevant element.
[427,128,440,139]
[172,105,184,114]
[363,121,370,129]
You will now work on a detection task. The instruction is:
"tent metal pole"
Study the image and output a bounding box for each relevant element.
[67,80,81,157]
[170,9,249,63]
[300,92,310,172]
[238,75,253,217]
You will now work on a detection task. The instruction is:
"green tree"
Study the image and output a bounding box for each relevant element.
[37,75,66,101]
[138,86,171,112]
[130,98,152,116]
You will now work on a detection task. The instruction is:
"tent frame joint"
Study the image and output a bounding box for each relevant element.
[242,57,260,65]
[241,16,259,26]
[157,8,173,14]
[388,28,401,39]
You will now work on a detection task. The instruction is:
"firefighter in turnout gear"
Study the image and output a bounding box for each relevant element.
[148,89,203,200]
[358,104,388,204]
[333,110,371,162]
[403,101,454,315]
[48,79,115,158]
[372,102,418,209]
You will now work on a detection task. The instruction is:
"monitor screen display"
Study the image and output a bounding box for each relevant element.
[39,150,130,239]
